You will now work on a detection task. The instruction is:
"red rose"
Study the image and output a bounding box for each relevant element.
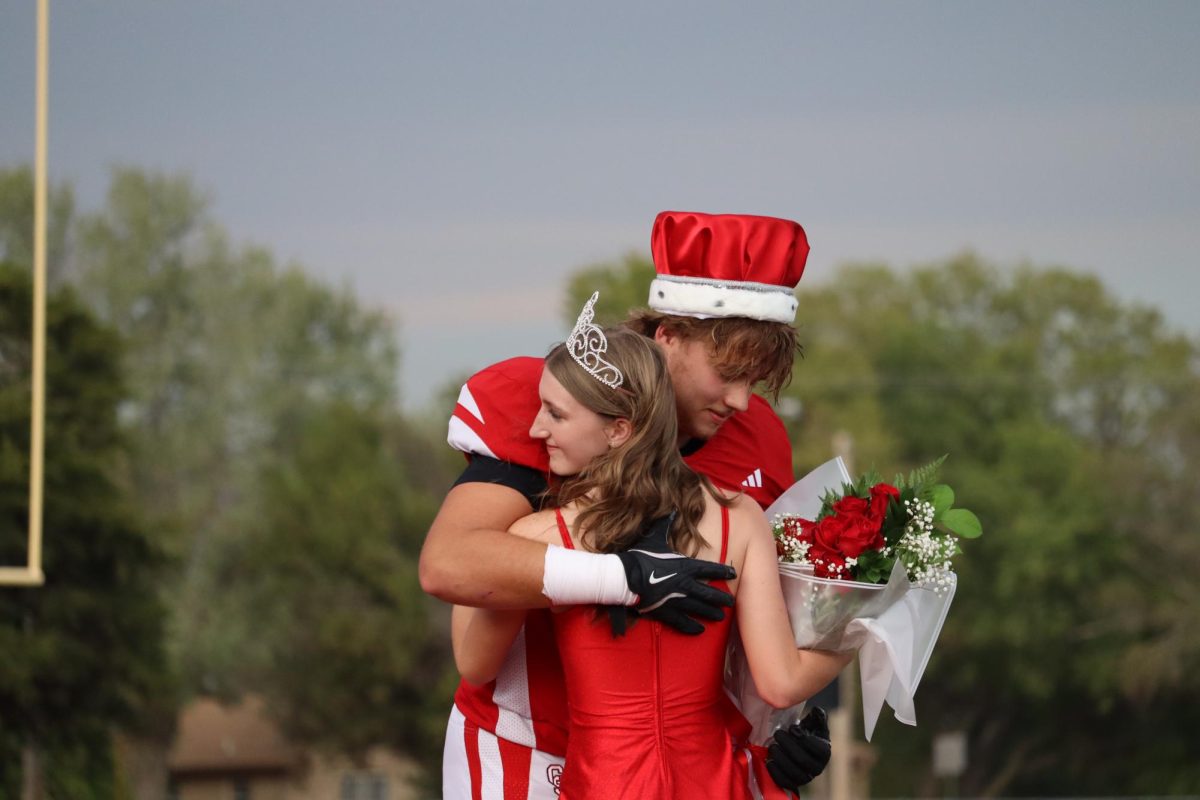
[801,516,849,578]
[807,542,847,579]
[812,513,852,553]
[839,513,885,559]
[833,495,869,516]
[796,518,819,545]
[868,483,899,527]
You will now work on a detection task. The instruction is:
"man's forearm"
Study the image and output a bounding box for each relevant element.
[422,521,633,609]
[421,525,552,608]
[419,481,732,627]
[419,482,551,608]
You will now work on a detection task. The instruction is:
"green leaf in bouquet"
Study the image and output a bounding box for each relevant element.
[853,548,894,584]
[846,472,873,501]
[901,454,947,492]
[941,507,983,538]
[928,483,954,515]
[882,498,908,545]
[817,487,843,520]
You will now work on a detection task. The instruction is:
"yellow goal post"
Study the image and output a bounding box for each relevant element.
[2,0,48,587]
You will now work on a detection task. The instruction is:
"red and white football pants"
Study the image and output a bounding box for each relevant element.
[442,705,565,800]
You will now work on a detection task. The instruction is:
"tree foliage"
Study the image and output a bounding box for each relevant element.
[66,168,384,679]
[789,255,1200,796]
[66,167,460,766]
[563,252,655,328]
[0,261,170,799]
[1,164,460,789]
[211,403,450,755]
[0,167,75,287]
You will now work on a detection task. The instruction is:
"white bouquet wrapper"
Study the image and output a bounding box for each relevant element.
[724,457,957,744]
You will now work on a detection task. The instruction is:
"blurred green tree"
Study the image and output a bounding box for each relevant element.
[0,261,170,799]
[789,256,1200,796]
[0,167,75,286]
[1,164,460,785]
[69,167,460,768]
[563,252,654,327]
[71,168,403,690]
[211,402,451,756]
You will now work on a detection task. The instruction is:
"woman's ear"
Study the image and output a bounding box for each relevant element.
[605,417,633,449]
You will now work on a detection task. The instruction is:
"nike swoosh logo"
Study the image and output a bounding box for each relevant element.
[648,571,677,585]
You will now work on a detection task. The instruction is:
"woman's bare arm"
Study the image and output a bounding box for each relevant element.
[450,512,560,683]
[733,501,853,708]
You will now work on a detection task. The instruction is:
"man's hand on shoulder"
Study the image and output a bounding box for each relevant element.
[610,512,736,636]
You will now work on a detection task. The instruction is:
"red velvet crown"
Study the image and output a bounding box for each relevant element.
[648,210,809,323]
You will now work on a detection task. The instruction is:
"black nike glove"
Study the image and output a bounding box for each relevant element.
[610,511,735,636]
[765,707,831,793]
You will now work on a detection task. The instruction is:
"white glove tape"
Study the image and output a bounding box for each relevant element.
[542,545,637,607]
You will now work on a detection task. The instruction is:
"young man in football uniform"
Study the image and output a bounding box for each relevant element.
[421,210,833,799]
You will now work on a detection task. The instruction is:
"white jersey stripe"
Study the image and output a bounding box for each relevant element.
[457,384,485,424]
[476,731,505,800]
[447,416,498,458]
[492,626,538,747]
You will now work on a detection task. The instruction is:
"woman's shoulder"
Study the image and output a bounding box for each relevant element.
[713,490,771,544]
[710,488,769,520]
[508,508,562,544]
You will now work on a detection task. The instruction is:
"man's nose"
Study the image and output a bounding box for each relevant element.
[723,382,751,413]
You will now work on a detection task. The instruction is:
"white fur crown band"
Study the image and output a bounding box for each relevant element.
[648,275,799,323]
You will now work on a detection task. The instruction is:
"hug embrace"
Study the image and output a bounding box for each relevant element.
[421,211,847,799]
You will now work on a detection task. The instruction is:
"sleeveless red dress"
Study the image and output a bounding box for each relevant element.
[552,509,751,799]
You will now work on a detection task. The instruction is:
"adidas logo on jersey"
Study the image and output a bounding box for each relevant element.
[741,468,763,489]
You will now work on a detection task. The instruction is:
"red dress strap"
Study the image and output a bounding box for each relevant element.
[719,506,729,563]
[554,509,575,549]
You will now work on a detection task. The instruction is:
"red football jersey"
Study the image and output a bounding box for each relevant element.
[448,356,794,507]
[448,356,548,472]
[683,394,794,510]
[446,356,796,757]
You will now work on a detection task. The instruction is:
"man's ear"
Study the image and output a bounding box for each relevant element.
[605,417,633,449]
[653,324,680,349]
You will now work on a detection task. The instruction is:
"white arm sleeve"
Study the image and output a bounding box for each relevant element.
[542,545,637,607]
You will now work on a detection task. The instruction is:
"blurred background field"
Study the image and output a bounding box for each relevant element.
[2,2,1198,798]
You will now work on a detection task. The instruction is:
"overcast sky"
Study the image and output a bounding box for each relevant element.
[3,2,1198,410]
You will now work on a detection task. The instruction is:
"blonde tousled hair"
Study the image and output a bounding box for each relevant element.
[623,309,801,400]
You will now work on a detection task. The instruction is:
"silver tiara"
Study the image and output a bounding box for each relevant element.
[566,292,624,389]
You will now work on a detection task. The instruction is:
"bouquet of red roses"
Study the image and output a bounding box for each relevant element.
[726,456,981,749]
[775,482,898,578]
[774,455,980,591]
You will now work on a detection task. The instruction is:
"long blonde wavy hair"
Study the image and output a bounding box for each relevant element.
[545,327,731,556]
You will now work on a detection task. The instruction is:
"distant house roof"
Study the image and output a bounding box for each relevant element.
[168,695,302,775]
